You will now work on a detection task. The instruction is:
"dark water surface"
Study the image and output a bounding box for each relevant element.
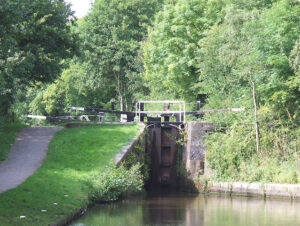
[71,192,300,226]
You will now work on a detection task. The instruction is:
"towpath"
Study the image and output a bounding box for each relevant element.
[0,127,63,194]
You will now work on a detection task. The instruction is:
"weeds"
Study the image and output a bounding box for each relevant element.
[205,122,299,184]
[85,163,144,202]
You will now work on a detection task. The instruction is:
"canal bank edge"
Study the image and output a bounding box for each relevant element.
[51,123,146,226]
[196,181,300,199]
[180,122,300,200]
[114,123,146,165]
[50,206,87,226]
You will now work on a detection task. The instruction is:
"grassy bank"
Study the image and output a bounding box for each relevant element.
[0,123,25,163]
[0,124,140,225]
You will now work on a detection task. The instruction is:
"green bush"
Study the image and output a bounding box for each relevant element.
[205,122,299,184]
[86,163,144,202]
[205,124,256,180]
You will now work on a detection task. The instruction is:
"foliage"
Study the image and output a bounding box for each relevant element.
[238,157,299,183]
[122,135,150,183]
[26,0,164,115]
[246,0,300,120]
[0,124,140,225]
[0,123,25,162]
[206,124,256,180]
[86,163,144,202]
[176,130,187,178]
[199,0,300,183]
[39,61,118,116]
[142,0,225,101]
[1,0,299,185]
[206,123,300,183]
[0,0,76,119]
[76,0,163,110]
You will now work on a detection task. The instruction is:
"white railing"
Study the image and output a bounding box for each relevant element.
[135,100,186,123]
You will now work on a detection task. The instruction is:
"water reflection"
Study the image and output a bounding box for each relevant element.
[71,192,300,226]
[141,193,202,225]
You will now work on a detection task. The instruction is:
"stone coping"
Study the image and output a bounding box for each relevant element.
[203,181,300,199]
[114,123,145,165]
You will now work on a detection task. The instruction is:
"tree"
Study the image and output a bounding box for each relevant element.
[197,0,299,158]
[78,0,163,111]
[0,0,24,117]
[250,0,300,120]
[142,0,228,102]
[198,0,299,181]
[197,6,259,126]
[38,61,117,116]
[0,0,76,119]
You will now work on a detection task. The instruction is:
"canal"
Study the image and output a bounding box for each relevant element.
[70,191,300,226]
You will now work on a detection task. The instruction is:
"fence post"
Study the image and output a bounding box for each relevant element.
[111,101,115,111]
[197,101,201,111]
[140,103,144,122]
[164,103,170,122]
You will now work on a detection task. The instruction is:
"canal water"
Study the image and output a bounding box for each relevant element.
[71,192,300,226]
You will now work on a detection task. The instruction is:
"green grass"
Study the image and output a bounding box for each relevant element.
[0,123,25,162]
[0,124,140,225]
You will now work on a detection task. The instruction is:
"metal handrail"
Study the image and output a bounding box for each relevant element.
[135,100,186,123]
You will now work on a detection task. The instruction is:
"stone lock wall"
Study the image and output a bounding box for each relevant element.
[182,122,214,189]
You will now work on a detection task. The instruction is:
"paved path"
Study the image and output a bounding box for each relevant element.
[0,127,63,194]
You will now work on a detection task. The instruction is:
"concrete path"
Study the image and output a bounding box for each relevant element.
[0,127,63,194]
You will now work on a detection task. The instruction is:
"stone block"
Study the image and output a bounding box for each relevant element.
[247,182,264,196]
[208,181,232,193]
[265,184,292,198]
[231,182,248,195]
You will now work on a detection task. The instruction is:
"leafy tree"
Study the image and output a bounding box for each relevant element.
[248,0,300,120]
[198,0,300,122]
[197,0,300,181]
[0,0,75,119]
[78,0,163,111]
[143,0,206,101]
[197,6,259,125]
[38,61,117,116]
[142,0,241,102]
[0,0,24,118]
[142,0,280,102]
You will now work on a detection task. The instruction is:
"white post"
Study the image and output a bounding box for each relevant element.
[183,102,186,123]
[135,102,138,122]
[139,102,141,122]
[179,102,182,122]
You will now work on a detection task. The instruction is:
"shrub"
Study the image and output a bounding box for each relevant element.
[205,124,256,180]
[205,122,299,184]
[86,163,144,202]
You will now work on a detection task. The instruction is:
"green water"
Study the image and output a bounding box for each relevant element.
[71,192,300,226]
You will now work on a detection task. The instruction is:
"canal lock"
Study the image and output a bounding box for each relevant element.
[143,116,214,192]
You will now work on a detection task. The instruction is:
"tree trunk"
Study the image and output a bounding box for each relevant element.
[250,72,260,154]
[115,72,123,111]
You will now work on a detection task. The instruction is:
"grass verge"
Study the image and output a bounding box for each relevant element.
[0,124,140,225]
[0,123,25,163]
